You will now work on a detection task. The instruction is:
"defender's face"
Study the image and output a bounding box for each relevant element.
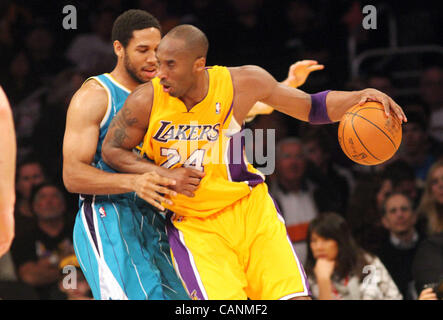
[156,37,196,98]
[123,27,161,83]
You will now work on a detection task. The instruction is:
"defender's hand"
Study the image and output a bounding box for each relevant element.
[283,60,324,88]
[134,171,177,211]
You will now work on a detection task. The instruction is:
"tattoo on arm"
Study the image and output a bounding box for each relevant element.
[109,108,138,147]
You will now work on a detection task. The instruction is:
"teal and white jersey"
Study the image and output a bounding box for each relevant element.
[88,73,131,172]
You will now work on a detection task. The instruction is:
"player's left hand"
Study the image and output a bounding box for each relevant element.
[283,60,324,88]
[358,88,408,123]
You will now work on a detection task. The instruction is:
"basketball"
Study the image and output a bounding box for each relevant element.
[338,101,402,166]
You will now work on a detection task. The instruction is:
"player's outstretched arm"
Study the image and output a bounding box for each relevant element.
[62,81,176,210]
[102,83,205,198]
[0,86,16,257]
[230,65,407,125]
[245,60,324,121]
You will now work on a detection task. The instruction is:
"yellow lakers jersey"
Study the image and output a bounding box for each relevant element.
[140,66,265,217]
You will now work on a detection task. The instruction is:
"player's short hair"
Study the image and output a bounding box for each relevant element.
[111,9,161,48]
[165,24,209,58]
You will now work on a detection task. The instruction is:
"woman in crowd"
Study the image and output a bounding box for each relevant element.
[305,212,402,300]
[413,160,443,300]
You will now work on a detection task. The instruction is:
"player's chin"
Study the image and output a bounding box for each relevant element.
[139,71,157,82]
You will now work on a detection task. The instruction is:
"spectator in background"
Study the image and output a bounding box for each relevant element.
[346,172,389,254]
[412,160,443,296]
[269,137,318,264]
[305,212,402,300]
[381,160,422,211]
[1,51,39,106]
[24,25,68,84]
[302,127,355,214]
[397,111,440,186]
[66,9,116,74]
[376,192,423,300]
[14,158,46,237]
[33,69,86,181]
[420,66,443,143]
[366,73,396,98]
[11,182,74,300]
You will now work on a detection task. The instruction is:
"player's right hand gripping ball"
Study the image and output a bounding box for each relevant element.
[338,101,402,166]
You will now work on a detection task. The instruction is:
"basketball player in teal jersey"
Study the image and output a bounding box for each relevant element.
[63,9,197,300]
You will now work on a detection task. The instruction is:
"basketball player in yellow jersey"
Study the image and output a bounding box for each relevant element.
[102,25,407,300]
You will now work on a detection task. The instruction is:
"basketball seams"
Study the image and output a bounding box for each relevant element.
[339,114,352,160]
[345,111,398,148]
[350,113,381,162]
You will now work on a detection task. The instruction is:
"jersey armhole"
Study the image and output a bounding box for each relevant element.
[86,77,112,129]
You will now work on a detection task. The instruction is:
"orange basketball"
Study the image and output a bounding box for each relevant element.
[338,101,402,166]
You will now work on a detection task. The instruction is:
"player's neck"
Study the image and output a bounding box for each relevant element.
[179,70,209,111]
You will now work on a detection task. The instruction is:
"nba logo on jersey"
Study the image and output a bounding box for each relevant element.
[215,102,221,114]
[99,206,107,218]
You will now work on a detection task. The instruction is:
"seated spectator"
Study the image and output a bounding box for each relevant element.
[269,137,318,264]
[381,160,422,211]
[346,173,389,254]
[376,192,423,300]
[305,212,402,300]
[10,182,75,299]
[420,66,443,143]
[397,111,440,186]
[412,160,443,297]
[302,127,355,214]
[65,9,116,75]
[14,157,46,237]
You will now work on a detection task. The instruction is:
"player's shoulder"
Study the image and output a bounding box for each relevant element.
[69,78,108,110]
[67,78,109,122]
[229,65,268,80]
[75,78,108,103]
[228,65,271,89]
[126,81,154,107]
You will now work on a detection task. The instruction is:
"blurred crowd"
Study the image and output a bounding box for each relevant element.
[0,0,442,300]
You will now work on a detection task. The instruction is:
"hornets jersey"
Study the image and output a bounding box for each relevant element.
[140,66,265,217]
[86,73,131,172]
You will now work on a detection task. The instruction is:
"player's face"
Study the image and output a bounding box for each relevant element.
[123,28,161,83]
[310,232,339,261]
[431,166,443,205]
[156,37,197,98]
[382,194,416,235]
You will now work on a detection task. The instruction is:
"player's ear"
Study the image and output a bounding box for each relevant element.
[193,57,206,73]
[113,40,124,59]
